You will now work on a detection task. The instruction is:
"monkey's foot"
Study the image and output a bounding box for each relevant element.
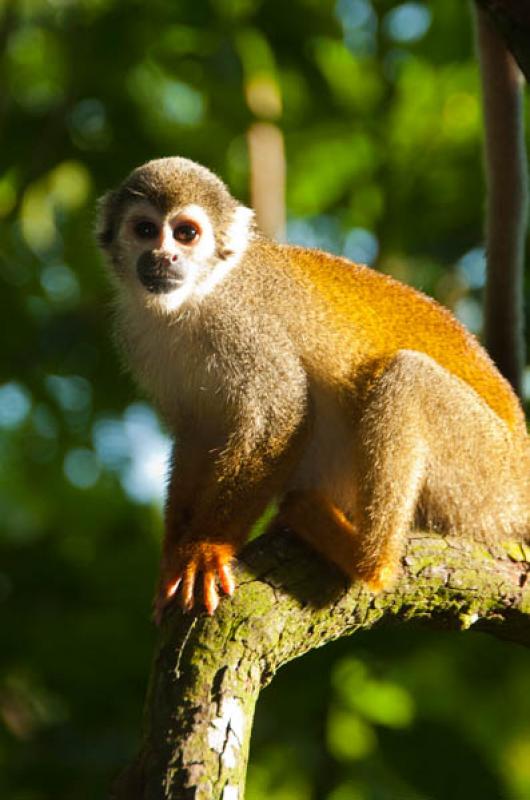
[363,561,399,592]
[154,541,236,624]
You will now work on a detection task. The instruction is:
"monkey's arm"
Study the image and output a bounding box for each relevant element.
[155,376,308,621]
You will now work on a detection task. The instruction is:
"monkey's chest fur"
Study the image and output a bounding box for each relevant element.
[116,292,307,430]
[116,300,236,434]
[115,291,357,512]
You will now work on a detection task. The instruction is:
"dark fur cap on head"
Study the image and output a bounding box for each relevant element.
[96,157,239,251]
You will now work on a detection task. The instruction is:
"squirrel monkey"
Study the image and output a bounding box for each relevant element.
[97,157,530,621]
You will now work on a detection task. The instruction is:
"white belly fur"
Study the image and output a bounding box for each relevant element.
[287,384,357,515]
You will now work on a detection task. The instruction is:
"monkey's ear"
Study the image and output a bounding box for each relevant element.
[95,190,118,250]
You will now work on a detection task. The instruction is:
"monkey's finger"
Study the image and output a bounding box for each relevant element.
[153,585,173,625]
[204,572,219,615]
[218,563,235,596]
[180,567,196,611]
[166,577,182,599]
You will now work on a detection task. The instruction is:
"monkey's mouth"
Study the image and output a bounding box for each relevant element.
[136,261,183,294]
[138,273,183,294]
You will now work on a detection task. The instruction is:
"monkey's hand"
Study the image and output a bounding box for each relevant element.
[154,540,236,624]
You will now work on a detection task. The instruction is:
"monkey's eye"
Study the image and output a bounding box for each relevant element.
[174,221,199,244]
[133,220,159,239]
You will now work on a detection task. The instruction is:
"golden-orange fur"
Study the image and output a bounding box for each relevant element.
[286,246,524,432]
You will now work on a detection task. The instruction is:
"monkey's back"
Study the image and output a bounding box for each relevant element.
[283,245,525,433]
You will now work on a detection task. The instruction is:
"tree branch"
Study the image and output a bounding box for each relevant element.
[475,0,530,81]
[474,2,528,395]
[111,530,530,800]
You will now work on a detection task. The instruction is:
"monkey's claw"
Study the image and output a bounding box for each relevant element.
[365,562,398,592]
[154,541,236,623]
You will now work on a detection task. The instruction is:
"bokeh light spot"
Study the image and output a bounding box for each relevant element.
[0,382,31,429]
[63,448,101,489]
[383,2,431,44]
[343,227,379,265]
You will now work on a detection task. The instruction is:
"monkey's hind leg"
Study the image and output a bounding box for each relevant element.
[278,352,430,589]
[277,490,369,580]
[279,350,526,592]
[277,437,425,593]
[346,348,529,587]
[347,351,434,587]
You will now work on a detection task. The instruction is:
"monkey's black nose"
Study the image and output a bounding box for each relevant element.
[136,251,183,294]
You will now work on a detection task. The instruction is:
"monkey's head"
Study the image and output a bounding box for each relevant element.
[96,157,256,311]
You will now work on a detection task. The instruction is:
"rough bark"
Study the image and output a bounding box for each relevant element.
[111,529,530,800]
[474,2,528,396]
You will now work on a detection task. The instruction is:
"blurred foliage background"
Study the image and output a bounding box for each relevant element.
[1,0,530,798]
